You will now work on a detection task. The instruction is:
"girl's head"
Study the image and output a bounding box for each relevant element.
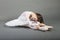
[29,11,44,23]
[35,13,44,23]
[29,13,38,21]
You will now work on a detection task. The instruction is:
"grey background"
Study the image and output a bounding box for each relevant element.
[0,0,60,40]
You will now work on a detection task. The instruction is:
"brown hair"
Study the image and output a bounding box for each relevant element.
[35,13,44,23]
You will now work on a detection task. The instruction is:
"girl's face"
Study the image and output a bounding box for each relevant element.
[30,13,38,21]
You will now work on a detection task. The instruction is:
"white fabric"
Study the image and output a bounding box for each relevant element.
[17,11,33,21]
[5,19,28,26]
[28,21,40,29]
[5,11,33,26]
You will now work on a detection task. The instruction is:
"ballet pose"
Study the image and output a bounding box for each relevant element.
[5,11,53,31]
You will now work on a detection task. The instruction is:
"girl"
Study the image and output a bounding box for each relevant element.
[5,11,53,31]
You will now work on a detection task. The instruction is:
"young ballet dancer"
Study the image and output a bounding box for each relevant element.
[5,11,53,31]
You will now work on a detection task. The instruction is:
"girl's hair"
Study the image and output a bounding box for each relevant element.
[35,13,44,23]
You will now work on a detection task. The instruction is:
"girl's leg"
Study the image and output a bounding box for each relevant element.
[39,26,48,31]
[39,25,53,31]
[5,19,28,27]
